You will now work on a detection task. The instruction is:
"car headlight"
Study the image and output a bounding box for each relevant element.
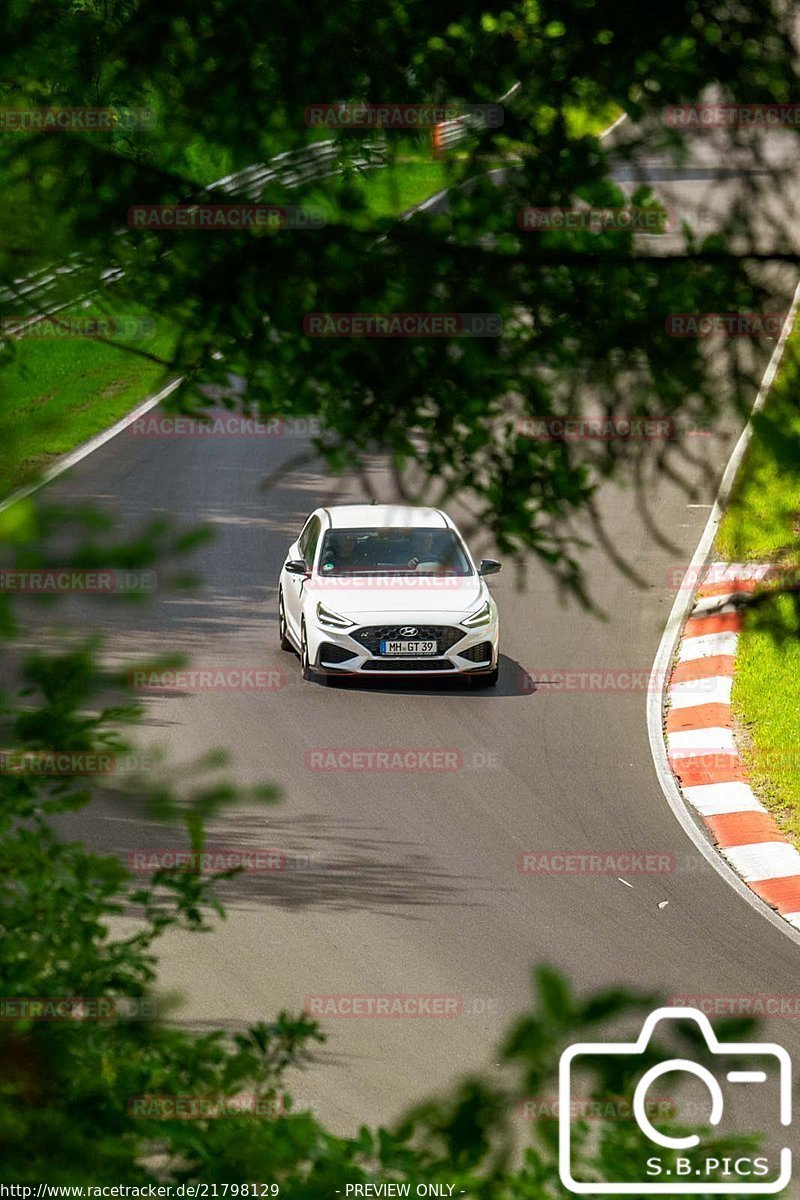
[316,602,355,629]
[462,601,492,628]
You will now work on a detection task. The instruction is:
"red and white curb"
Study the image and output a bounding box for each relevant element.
[665,561,800,930]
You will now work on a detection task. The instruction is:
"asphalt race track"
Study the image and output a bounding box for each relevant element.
[44,115,800,1135]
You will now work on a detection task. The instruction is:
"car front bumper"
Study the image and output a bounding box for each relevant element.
[307,618,499,677]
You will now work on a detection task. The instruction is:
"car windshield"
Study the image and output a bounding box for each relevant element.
[317,527,473,576]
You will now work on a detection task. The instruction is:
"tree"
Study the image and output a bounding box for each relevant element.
[2,0,798,591]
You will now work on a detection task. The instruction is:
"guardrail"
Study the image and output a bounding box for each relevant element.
[0,138,387,318]
[210,138,387,199]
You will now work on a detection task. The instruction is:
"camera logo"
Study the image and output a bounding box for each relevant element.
[559,1006,791,1194]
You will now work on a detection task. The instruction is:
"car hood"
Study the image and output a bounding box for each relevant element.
[306,576,486,616]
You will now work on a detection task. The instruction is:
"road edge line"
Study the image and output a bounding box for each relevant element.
[0,377,183,517]
[646,278,800,945]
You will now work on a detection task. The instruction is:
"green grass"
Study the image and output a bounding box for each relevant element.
[716,355,800,563]
[298,155,453,227]
[732,595,800,840]
[343,159,451,218]
[0,298,178,498]
[565,102,623,139]
[716,335,800,838]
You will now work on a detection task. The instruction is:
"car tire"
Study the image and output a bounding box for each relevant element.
[300,621,315,682]
[470,664,499,689]
[278,589,292,651]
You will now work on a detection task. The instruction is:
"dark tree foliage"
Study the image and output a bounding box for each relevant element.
[1,0,798,590]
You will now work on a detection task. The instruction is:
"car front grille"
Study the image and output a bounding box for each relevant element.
[351,625,464,656]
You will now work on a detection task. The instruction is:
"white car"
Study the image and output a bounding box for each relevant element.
[277,504,501,686]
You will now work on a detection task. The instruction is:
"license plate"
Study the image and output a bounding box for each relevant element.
[380,640,438,656]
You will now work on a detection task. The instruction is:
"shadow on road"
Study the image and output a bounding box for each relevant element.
[301,652,533,698]
[54,799,509,916]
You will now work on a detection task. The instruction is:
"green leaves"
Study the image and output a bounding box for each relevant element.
[3,0,796,594]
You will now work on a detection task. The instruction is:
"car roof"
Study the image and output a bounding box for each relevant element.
[322,504,451,530]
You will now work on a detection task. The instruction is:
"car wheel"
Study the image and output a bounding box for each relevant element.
[470,665,499,689]
[300,621,314,681]
[278,589,292,651]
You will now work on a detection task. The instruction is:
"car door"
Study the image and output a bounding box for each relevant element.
[283,514,320,638]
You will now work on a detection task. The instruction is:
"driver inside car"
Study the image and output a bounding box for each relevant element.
[321,533,372,573]
[406,531,442,570]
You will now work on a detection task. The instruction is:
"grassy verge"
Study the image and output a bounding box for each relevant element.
[0,298,178,498]
[566,102,623,139]
[716,336,800,837]
[307,153,455,224]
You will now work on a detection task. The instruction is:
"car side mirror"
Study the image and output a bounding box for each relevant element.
[479,558,502,576]
[285,559,310,576]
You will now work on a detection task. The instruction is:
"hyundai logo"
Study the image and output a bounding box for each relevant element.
[399,626,418,637]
